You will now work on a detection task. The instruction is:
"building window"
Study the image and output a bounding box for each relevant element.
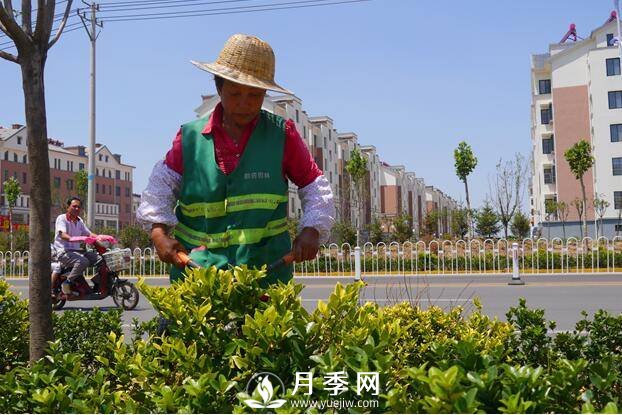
[22,155,26,163]
[79,163,85,171]
[538,79,551,94]
[607,58,621,76]
[614,157,622,175]
[541,105,553,124]
[125,187,130,197]
[66,179,73,190]
[608,33,615,46]
[543,166,556,184]
[313,134,317,147]
[22,172,26,184]
[53,177,60,188]
[17,136,22,145]
[115,186,121,197]
[108,170,111,178]
[611,124,622,142]
[3,151,7,161]
[542,137,554,154]
[323,137,327,147]
[98,154,102,161]
[13,153,17,162]
[96,183,99,193]
[105,156,109,163]
[615,191,622,209]
[295,109,299,123]
[609,91,622,109]
[96,168,99,176]
[116,170,121,180]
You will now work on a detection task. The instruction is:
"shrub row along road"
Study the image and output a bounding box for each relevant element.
[6,274,622,337]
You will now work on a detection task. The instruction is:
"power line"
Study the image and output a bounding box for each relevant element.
[101,0,369,22]
[99,0,254,10]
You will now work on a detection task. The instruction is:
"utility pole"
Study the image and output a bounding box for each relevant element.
[78,2,102,229]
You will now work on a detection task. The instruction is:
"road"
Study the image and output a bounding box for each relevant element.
[6,273,622,337]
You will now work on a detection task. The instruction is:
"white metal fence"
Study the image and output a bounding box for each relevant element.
[3,237,622,278]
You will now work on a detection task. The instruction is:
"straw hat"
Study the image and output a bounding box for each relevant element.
[191,34,292,95]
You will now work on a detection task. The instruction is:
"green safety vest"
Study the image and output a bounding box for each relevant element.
[171,110,292,285]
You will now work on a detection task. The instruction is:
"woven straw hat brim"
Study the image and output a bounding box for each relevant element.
[191,60,293,95]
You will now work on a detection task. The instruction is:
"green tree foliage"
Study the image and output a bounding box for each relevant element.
[3,177,21,252]
[423,210,440,237]
[368,219,385,244]
[119,225,151,250]
[564,140,594,238]
[454,141,478,238]
[345,148,368,233]
[475,202,501,238]
[451,208,470,239]
[333,221,356,246]
[74,169,88,220]
[391,213,413,243]
[510,211,531,239]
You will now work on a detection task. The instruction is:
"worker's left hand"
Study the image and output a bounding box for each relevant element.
[292,227,320,262]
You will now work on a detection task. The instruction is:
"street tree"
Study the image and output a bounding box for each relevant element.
[424,210,440,237]
[510,211,531,240]
[0,0,74,361]
[345,148,368,244]
[556,201,569,240]
[571,197,585,240]
[490,153,527,239]
[475,202,500,239]
[368,219,384,245]
[544,199,558,240]
[74,169,88,219]
[593,195,610,239]
[3,176,21,252]
[454,141,478,238]
[391,213,413,243]
[564,139,595,239]
[451,207,469,240]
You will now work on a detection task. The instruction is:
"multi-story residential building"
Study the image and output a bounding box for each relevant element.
[530,12,622,237]
[425,186,458,237]
[0,124,135,231]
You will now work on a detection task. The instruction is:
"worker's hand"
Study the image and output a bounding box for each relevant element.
[151,225,187,268]
[292,227,320,262]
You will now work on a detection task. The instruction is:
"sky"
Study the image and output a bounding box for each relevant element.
[0,0,613,210]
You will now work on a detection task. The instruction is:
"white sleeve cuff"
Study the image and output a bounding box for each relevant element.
[298,175,336,243]
[136,161,181,229]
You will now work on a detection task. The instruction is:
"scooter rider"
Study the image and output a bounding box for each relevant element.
[54,197,99,296]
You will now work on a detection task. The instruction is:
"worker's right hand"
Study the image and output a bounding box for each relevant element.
[151,226,187,268]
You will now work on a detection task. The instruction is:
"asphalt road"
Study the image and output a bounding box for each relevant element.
[6,273,622,337]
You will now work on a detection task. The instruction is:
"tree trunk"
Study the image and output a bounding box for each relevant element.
[9,205,13,253]
[580,177,588,239]
[464,179,472,239]
[21,51,54,363]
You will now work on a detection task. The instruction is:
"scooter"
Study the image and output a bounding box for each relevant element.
[51,235,139,311]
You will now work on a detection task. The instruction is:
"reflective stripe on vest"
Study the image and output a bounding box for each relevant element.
[178,193,288,218]
[174,217,288,249]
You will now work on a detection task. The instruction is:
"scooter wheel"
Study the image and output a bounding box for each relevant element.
[52,296,66,310]
[112,281,139,310]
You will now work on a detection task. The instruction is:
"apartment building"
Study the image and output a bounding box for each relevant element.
[0,124,135,231]
[425,186,458,236]
[530,12,622,237]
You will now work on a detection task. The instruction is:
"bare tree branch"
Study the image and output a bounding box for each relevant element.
[0,48,18,63]
[0,2,30,48]
[33,0,47,46]
[4,0,13,21]
[22,0,32,35]
[48,0,72,49]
